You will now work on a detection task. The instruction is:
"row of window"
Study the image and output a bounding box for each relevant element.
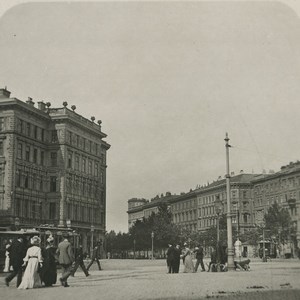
[16,170,49,191]
[67,131,104,158]
[16,119,106,160]
[173,200,196,211]
[173,210,197,223]
[67,151,104,179]
[15,198,44,219]
[17,142,46,165]
[254,177,300,194]
[18,119,46,141]
[66,177,105,201]
[254,192,299,207]
[66,203,104,225]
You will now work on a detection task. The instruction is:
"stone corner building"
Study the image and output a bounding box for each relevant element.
[0,88,110,251]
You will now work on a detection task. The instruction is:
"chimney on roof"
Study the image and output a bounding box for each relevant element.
[231,172,235,176]
[0,87,11,99]
[37,101,46,111]
[26,97,35,106]
[240,170,244,174]
[166,192,171,197]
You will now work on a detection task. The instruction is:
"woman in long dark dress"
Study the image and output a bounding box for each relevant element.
[41,236,57,287]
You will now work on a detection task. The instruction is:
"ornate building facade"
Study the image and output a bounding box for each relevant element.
[170,173,260,235]
[0,88,110,251]
[252,161,300,249]
[127,163,300,253]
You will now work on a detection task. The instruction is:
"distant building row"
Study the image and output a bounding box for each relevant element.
[127,162,300,247]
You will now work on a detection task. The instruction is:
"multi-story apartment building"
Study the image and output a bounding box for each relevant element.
[252,161,300,248]
[127,174,259,234]
[170,173,260,234]
[127,161,300,254]
[0,88,110,251]
[127,192,178,228]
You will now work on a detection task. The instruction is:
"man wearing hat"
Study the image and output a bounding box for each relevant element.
[5,236,27,287]
[86,240,102,271]
[194,245,205,272]
[56,233,74,287]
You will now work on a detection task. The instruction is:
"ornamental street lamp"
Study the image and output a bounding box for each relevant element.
[151,232,154,260]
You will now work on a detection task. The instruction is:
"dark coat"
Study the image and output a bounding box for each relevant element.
[41,246,57,286]
[75,247,86,262]
[8,239,27,268]
[195,247,204,260]
[173,247,181,262]
[166,246,175,264]
[91,245,101,259]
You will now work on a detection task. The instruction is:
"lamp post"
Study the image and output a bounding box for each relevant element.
[151,232,154,260]
[91,225,95,256]
[133,239,136,259]
[215,196,223,265]
[215,196,222,245]
[261,223,267,262]
[225,133,234,270]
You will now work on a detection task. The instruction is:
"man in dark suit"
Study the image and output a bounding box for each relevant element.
[56,233,74,287]
[194,245,205,272]
[71,244,89,277]
[86,241,102,271]
[172,244,181,273]
[5,236,27,287]
[166,244,175,273]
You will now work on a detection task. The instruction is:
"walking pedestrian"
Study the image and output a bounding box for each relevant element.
[18,236,43,289]
[166,244,175,273]
[5,236,27,287]
[40,236,57,287]
[56,233,74,287]
[3,239,12,272]
[194,245,205,272]
[71,244,89,277]
[86,241,102,271]
[181,243,195,273]
[173,244,181,273]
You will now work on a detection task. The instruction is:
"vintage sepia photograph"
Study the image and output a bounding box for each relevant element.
[0,0,300,299]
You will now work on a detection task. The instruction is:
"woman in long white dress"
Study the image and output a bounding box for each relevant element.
[18,236,43,289]
[181,243,195,273]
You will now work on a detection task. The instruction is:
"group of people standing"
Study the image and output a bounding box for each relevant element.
[166,243,205,274]
[4,233,102,289]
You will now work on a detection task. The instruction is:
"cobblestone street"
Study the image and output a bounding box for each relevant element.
[1,258,300,300]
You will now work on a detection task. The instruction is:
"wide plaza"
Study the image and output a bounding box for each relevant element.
[1,258,300,300]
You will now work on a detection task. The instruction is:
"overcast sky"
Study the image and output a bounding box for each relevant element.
[1,1,300,232]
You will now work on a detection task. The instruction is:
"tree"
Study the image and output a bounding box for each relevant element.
[264,202,294,243]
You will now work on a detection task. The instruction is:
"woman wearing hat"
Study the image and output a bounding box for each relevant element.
[18,236,43,289]
[40,236,57,287]
[180,243,195,273]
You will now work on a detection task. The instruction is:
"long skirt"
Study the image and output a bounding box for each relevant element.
[18,258,42,289]
[183,254,195,273]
